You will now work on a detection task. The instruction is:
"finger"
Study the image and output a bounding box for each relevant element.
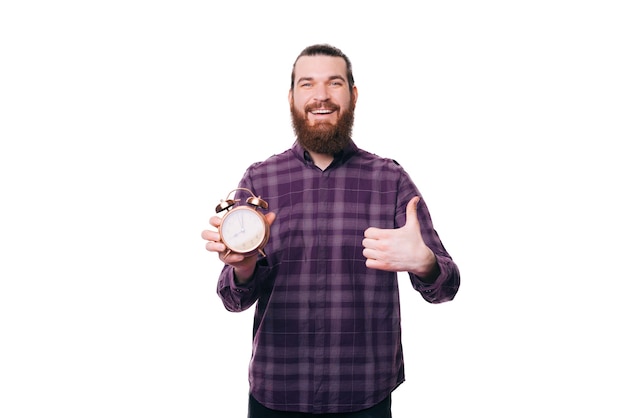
[364,257,393,272]
[201,229,221,242]
[205,240,226,253]
[266,211,277,226]
[362,237,386,252]
[363,226,383,239]
[209,215,222,228]
[222,251,245,264]
[404,196,421,228]
[362,246,382,261]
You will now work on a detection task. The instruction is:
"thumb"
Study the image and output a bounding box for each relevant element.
[404,196,421,228]
[266,211,277,226]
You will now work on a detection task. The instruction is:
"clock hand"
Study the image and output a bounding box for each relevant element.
[232,213,245,237]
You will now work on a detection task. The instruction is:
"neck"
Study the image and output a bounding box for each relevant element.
[307,150,333,170]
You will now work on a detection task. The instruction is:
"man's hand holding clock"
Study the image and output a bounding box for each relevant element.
[202,211,276,284]
[201,188,276,284]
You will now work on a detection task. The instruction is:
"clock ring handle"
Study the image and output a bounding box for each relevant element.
[216,187,269,213]
[246,196,268,210]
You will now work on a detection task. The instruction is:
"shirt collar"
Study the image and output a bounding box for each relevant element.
[291,139,359,167]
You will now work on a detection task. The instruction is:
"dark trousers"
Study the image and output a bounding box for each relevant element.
[248,394,392,418]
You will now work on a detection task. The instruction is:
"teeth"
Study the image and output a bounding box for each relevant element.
[311,109,332,114]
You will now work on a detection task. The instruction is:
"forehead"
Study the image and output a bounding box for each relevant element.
[293,55,348,80]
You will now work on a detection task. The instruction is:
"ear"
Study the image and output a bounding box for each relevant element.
[352,85,358,105]
[288,89,293,104]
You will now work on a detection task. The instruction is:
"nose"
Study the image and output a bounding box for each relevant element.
[312,84,330,101]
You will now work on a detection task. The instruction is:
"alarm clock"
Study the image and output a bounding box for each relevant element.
[215,187,270,257]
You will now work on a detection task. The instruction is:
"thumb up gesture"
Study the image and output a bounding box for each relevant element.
[362,196,437,278]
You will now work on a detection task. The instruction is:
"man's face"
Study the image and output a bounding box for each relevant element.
[289,55,358,154]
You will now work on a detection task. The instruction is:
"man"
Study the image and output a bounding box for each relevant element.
[201,44,460,417]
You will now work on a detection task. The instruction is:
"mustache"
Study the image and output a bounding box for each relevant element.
[304,102,340,112]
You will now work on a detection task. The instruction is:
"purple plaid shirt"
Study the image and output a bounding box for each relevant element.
[217,140,460,414]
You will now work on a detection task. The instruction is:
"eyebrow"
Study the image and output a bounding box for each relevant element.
[296,75,347,84]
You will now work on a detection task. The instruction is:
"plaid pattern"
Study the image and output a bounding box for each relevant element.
[217,140,460,414]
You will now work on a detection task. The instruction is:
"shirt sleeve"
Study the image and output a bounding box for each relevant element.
[396,167,461,303]
[216,260,273,312]
[409,255,460,303]
[215,166,269,312]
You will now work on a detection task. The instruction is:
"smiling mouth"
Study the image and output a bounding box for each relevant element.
[311,109,333,114]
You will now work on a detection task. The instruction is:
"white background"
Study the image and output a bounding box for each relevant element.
[1,1,625,417]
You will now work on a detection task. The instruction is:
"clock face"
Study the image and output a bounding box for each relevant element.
[220,207,269,255]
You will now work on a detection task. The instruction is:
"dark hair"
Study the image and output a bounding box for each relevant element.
[290,44,355,90]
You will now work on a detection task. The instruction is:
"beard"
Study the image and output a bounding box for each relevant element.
[290,100,355,155]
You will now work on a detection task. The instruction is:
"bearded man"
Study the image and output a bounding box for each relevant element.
[202,44,460,418]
